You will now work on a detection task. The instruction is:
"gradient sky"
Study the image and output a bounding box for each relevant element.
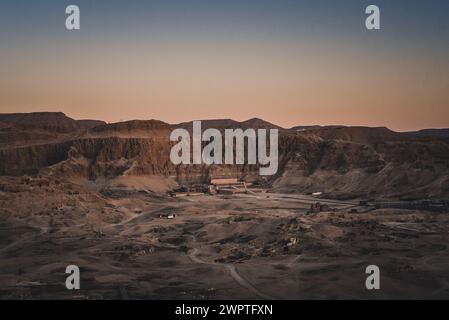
[0,0,448,131]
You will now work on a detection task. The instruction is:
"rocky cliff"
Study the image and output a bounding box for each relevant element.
[0,112,448,199]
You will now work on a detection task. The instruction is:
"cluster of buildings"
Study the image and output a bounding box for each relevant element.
[169,177,266,197]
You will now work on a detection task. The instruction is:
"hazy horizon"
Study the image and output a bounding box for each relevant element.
[1,0,449,132]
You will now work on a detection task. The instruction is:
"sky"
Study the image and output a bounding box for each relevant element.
[0,0,448,131]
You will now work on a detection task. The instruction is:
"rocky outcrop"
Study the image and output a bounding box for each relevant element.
[0,114,448,199]
[91,119,170,134]
[0,141,73,175]
[274,131,449,199]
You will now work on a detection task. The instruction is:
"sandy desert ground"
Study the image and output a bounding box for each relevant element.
[0,175,448,300]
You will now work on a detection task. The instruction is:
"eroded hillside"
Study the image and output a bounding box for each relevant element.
[0,112,448,199]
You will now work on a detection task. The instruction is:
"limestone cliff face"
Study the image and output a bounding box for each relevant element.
[67,137,176,178]
[0,141,73,175]
[275,130,449,199]
[0,114,448,199]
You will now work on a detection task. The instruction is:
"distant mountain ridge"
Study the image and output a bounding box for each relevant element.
[176,117,283,131]
[0,112,106,133]
[1,112,445,137]
[406,128,449,139]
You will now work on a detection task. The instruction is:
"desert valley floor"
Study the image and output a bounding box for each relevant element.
[0,176,448,300]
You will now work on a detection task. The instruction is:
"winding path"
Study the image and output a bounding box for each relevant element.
[188,248,275,300]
